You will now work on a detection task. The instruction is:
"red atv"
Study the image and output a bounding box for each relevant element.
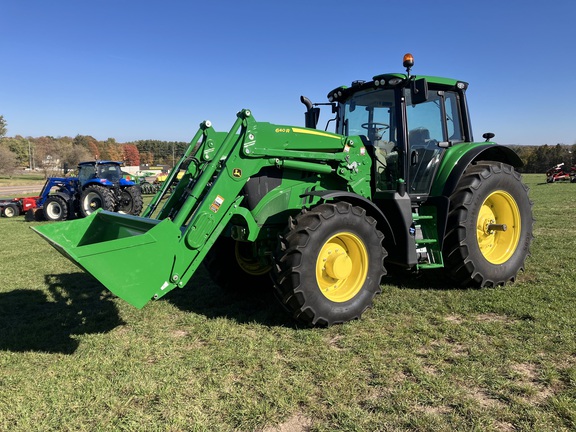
[546,163,576,183]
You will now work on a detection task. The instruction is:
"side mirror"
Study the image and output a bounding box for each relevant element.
[482,132,495,142]
[410,78,428,104]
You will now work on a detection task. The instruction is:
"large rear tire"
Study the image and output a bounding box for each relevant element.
[273,201,387,327]
[443,162,534,287]
[79,185,115,217]
[43,196,68,221]
[117,185,143,216]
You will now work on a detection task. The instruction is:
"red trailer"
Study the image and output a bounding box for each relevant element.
[0,196,39,218]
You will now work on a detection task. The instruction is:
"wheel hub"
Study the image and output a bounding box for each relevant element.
[325,251,353,280]
[316,232,368,303]
[476,190,521,264]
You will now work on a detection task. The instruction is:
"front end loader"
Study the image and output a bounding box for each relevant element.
[33,54,534,326]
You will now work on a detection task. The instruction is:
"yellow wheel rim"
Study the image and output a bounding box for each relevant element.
[476,190,521,264]
[235,241,271,276]
[316,232,368,302]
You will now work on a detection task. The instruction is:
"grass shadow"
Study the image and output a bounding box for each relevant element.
[0,273,124,354]
[383,266,467,290]
[166,267,463,327]
[166,266,299,328]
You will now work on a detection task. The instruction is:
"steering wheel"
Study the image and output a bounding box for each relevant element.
[361,122,389,131]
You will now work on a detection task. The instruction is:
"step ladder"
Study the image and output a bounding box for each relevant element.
[412,213,444,269]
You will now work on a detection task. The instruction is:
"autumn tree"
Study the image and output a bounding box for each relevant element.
[73,135,100,160]
[139,151,154,165]
[123,144,140,166]
[104,138,123,161]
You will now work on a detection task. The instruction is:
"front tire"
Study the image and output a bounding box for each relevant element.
[273,201,387,327]
[204,236,273,291]
[43,196,68,221]
[443,162,534,287]
[80,185,115,217]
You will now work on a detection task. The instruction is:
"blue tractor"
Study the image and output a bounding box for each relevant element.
[39,161,143,222]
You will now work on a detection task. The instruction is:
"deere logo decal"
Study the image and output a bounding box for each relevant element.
[233,168,242,178]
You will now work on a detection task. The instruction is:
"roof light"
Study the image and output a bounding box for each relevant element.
[388,77,403,85]
[403,53,414,77]
[403,53,414,68]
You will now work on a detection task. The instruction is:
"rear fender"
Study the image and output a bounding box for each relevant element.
[83,179,114,188]
[119,179,136,187]
[51,190,74,200]
[431,143,523,197]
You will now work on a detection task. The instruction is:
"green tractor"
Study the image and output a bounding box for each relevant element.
[33,54,534,326]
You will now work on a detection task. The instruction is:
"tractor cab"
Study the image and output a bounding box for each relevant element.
[310,54,473,201]
[78,161,132,187]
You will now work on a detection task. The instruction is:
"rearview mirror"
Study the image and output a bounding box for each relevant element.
[411,78,428,104]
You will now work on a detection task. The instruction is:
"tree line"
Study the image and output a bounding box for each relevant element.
[0,115,189,177]
[509,143,576,173]
[0,115,574,177]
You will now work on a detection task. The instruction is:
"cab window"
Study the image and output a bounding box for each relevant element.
[405,90,463,195]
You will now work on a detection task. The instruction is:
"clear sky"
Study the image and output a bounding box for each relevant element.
[2,0,575,146]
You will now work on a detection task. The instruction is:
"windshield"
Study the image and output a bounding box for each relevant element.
[339,88,396,143]
[98,164,121,182]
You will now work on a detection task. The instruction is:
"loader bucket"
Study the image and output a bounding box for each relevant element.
[31,210,183,308]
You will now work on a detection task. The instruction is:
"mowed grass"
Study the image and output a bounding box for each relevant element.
[0,174,46,187]
[0,174,575,432]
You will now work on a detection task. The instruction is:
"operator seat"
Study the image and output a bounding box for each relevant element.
[408,127,441,194]
[373,139,398,190]
[409,127,430,147]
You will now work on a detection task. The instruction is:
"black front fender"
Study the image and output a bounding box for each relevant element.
[301,190,396,246]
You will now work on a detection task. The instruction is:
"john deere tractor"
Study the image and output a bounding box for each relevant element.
[33,54,534,326]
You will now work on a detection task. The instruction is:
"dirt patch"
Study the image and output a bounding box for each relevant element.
[444,314,463,324]
[262,413,312,432]
[327,334,345,351]
[468,387,505,409]
[510,362,552,404]
[511,362,537,380]
[415,404,451,415]
[171,329,188,338]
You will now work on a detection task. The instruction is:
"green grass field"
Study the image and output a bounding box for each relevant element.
[0,174,46,187]
[0,174,574,431]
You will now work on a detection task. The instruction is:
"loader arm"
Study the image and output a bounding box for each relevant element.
[32,109,372,309]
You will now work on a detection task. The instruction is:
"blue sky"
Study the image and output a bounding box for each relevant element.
[2,0,575,146]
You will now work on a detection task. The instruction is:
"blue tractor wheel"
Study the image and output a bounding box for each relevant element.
[80,185,115,217]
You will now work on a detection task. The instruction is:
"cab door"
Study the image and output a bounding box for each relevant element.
[405,89,464,198]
